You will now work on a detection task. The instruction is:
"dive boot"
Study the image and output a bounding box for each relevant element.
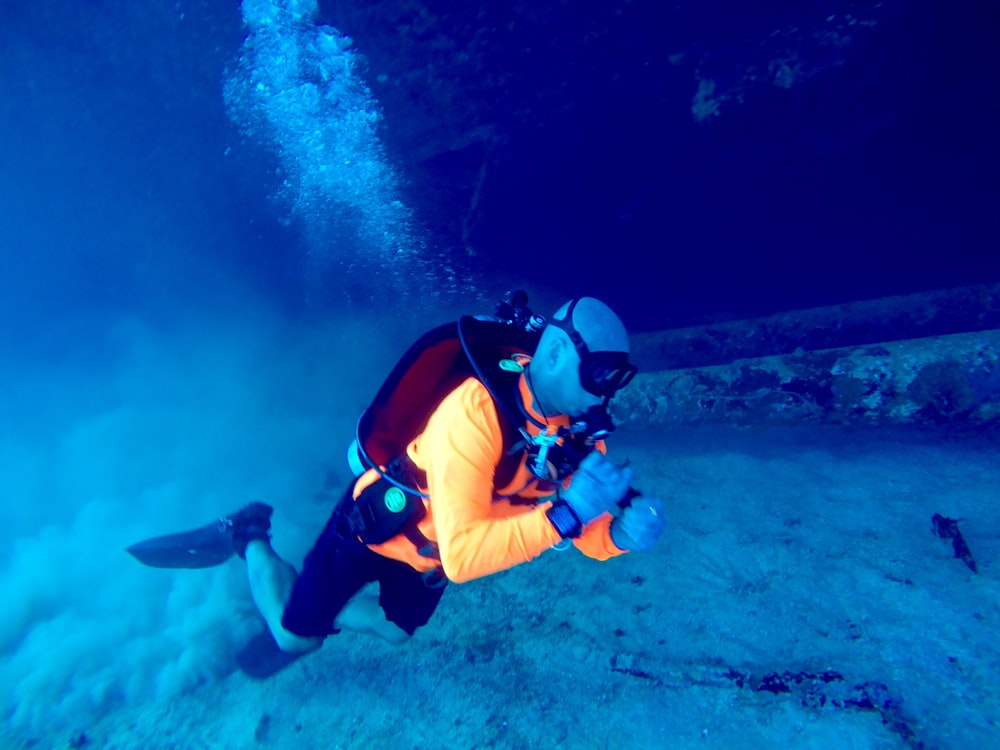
[227,501,274,558]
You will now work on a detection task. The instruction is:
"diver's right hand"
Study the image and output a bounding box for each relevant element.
[561,451,634,525]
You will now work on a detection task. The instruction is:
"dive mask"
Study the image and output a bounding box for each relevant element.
[546,298,637,398]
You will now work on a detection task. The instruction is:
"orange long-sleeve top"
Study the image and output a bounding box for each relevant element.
[361,372,626,583]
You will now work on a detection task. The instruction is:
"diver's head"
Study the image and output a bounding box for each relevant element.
[527,297,635,418]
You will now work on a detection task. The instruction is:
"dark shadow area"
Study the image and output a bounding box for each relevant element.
[322,0,1000,330]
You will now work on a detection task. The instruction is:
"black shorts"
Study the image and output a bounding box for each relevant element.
[281,493,446,638]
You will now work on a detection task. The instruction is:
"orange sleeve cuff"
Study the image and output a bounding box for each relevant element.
[573,512,628,561]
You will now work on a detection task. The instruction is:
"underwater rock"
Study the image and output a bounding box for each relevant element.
[614,328,1000,428]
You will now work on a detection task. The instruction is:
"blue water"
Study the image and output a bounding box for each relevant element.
[1,1,998,747]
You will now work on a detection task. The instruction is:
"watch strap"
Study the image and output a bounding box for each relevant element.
[546,499,583,539]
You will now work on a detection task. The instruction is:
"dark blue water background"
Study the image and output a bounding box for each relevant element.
[2,0,997,376]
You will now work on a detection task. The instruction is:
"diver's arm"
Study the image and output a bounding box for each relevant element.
[424,379,562,584]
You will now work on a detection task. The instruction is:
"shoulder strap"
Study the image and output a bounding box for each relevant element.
[457,315,541,490]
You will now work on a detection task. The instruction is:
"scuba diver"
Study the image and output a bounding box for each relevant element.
[128,293,665,676]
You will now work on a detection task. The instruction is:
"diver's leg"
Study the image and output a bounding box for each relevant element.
[262,507,411,648]
[333,593,411,645]
[352,559,446,646]
[241,498,429,648]
[244,540,322,653]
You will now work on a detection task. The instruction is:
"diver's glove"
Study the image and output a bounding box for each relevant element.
[610,496,665,551]
[547,451,633,538]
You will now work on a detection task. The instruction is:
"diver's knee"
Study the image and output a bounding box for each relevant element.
[382,625,411,647]
[272,625,321,654]
[333,593,411,645]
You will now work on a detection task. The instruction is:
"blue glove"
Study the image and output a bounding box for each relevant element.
[610,496,665,551]
[561,451,634,526]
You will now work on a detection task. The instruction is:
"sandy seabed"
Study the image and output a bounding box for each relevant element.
[8,423,1000,750]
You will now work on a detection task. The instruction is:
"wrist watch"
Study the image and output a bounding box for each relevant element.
[546,500,583,539]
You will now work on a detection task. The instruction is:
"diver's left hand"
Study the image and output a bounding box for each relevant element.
[610,496,665,551]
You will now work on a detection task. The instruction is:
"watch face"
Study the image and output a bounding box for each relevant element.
[547,502,582,539]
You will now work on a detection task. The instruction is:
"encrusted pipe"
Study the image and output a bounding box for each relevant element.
[613,329,1000,428]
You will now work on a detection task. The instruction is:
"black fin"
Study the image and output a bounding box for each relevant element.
[236,631,309,679]
[126,519,235,569]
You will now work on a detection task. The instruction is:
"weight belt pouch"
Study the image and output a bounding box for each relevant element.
[349,476,426,544]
